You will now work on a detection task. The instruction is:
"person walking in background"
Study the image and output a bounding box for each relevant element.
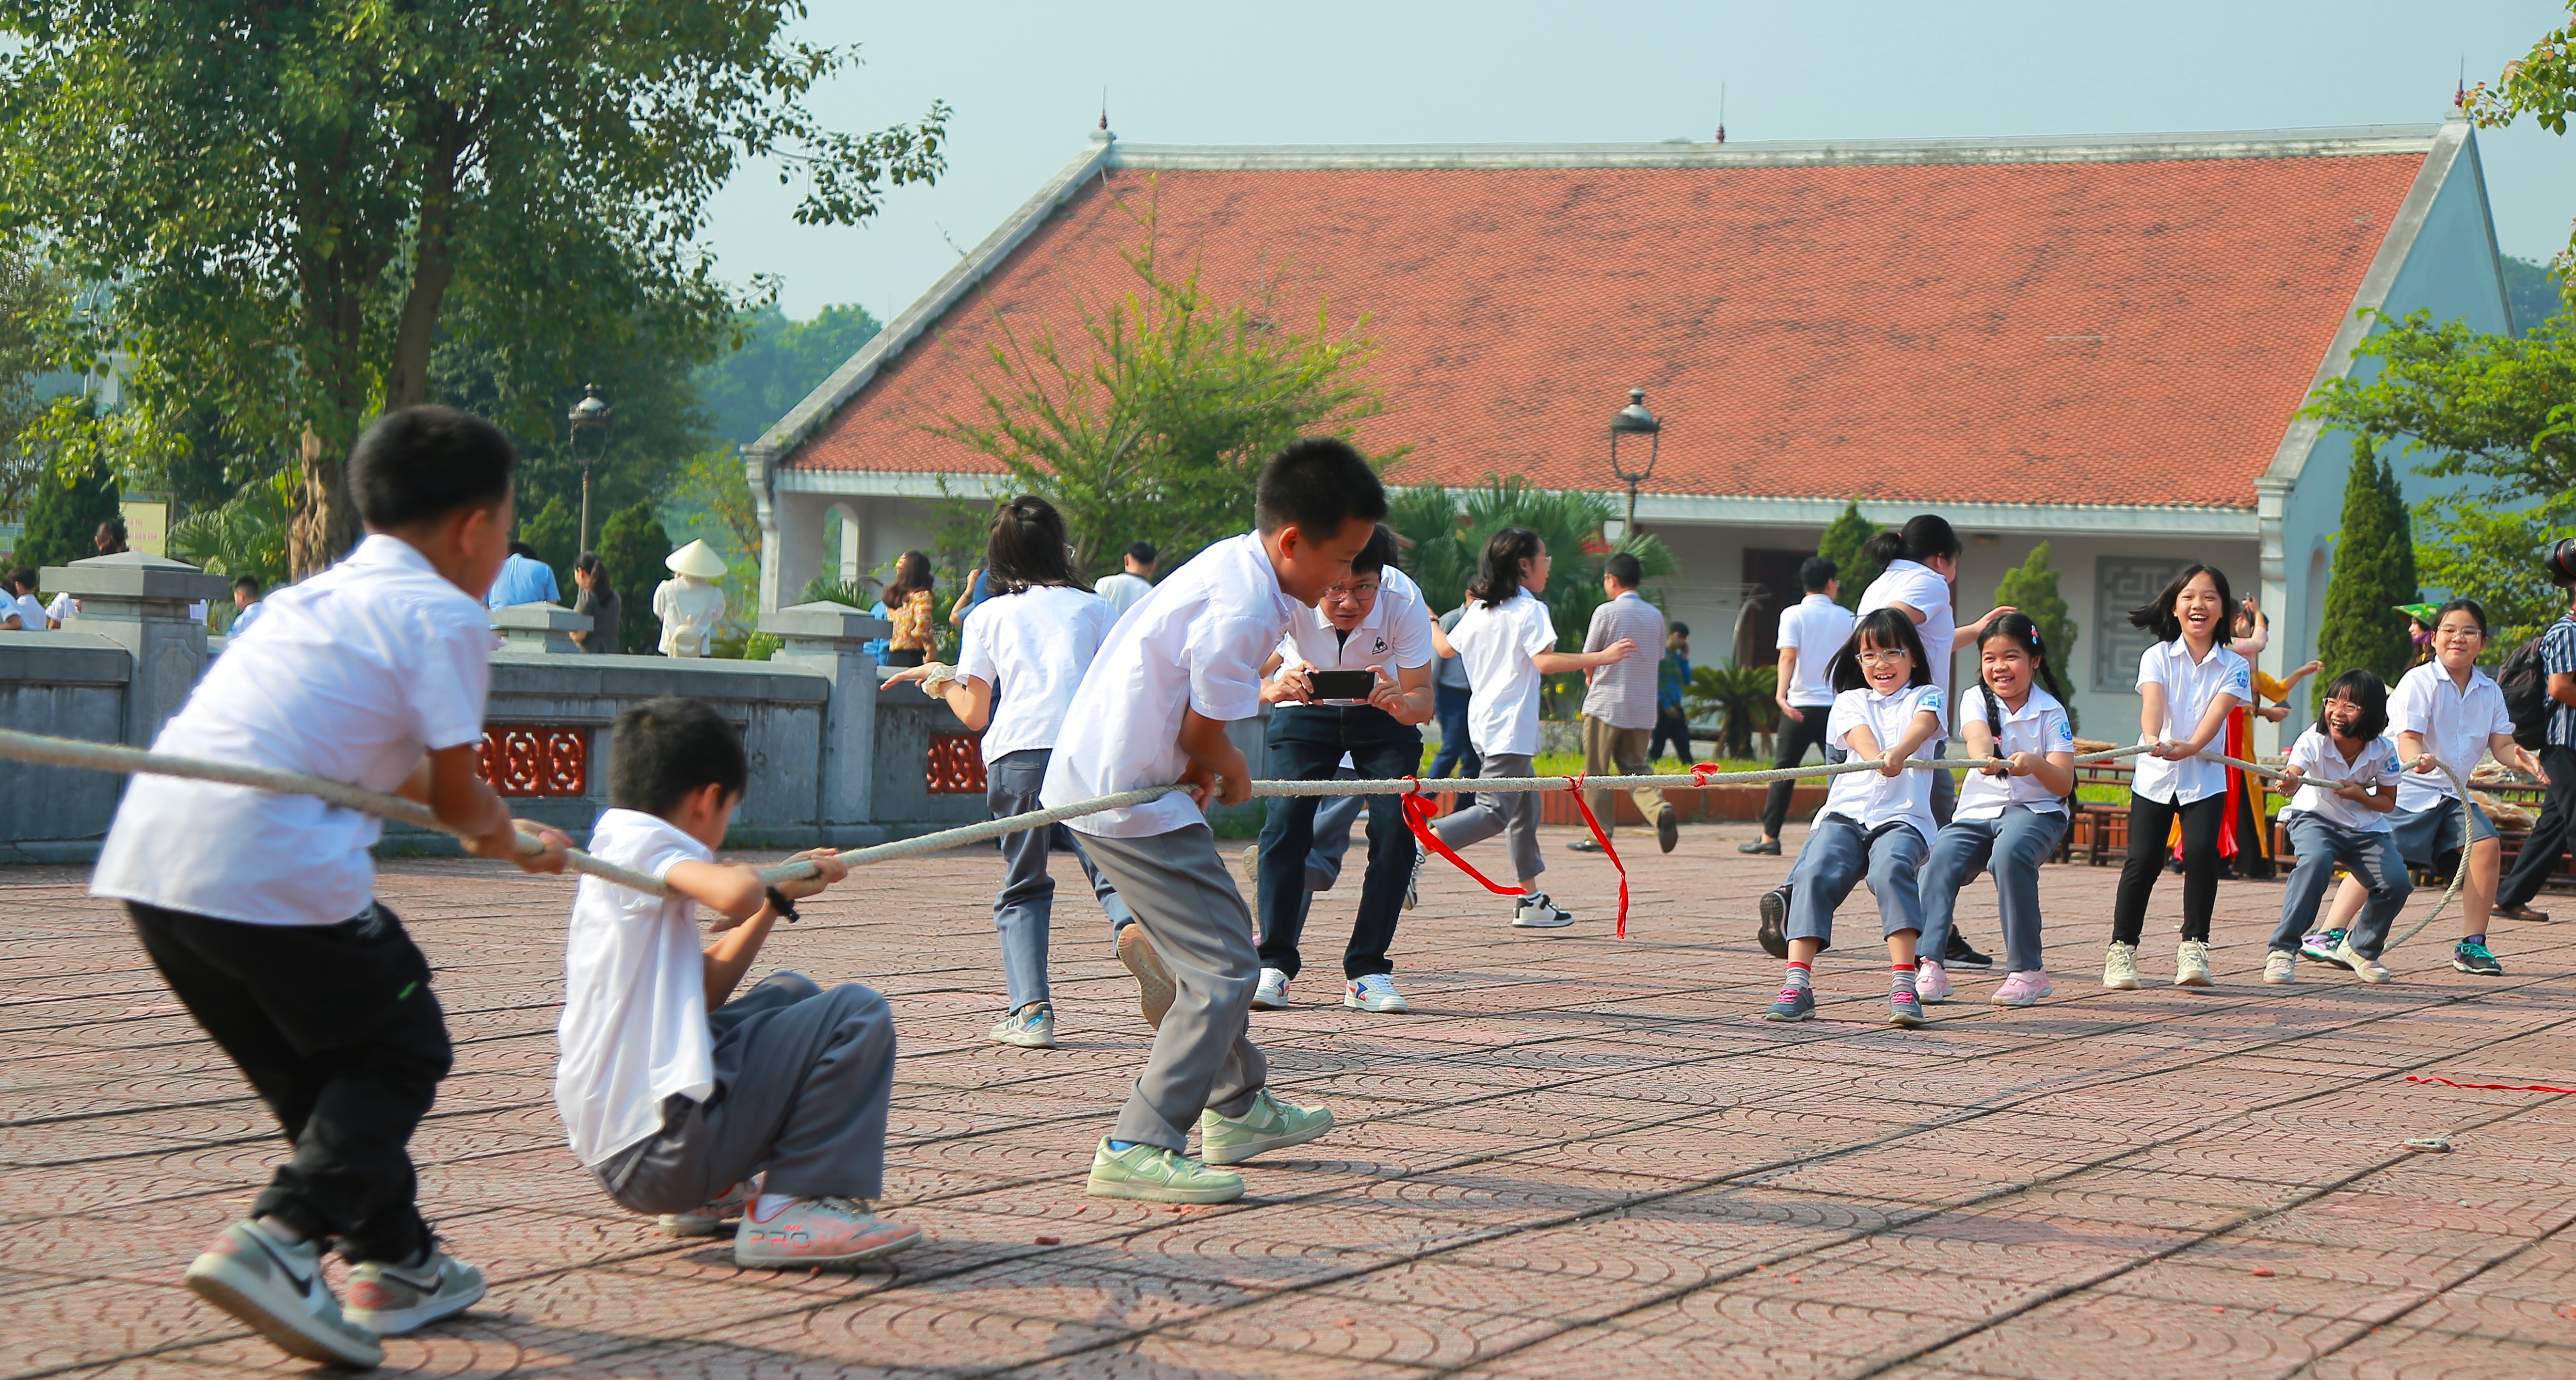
[881,550,938,668]
[46,519,129,626]
[1429,592,1481,812]
[654,540,728,658]
[1651,622,1692,764]
[2495,540,2576,927]
[1746,558,1854,857]
[1569,552,1677,854]
[1096,542,1158,618]
[484,541,562,609]
[569,552,622,655]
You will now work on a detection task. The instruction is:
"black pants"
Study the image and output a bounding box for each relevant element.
[128,901,452,1264]
[2112,793,2226,944]
[2499,744,2576,910]
[1761,705,1835,838]
[1649,705,1693,764]
[1257,704,1423,980]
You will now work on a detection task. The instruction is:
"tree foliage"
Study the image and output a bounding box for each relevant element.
[0,0,948,577]
[1992,541,2080,730]
[166,474,291,592]
[15,450,117,574]
[1816,500,1882,611]
[2314,442,2420,702]
[597,502,674,624]
[2503,255,2571,334]
[0,237,67,522]
[2473,4,2576,167]
[932,194,1401,579]
[701,303,883,445]
[1687,663,1777,759]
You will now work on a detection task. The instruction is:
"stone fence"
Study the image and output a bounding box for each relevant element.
[0,552,1271,863]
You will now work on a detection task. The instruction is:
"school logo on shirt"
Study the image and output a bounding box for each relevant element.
[2055,722,2075,747]
[1371,635,1387,657]
[2231,667,2252,694]
[1922,688,1944,712]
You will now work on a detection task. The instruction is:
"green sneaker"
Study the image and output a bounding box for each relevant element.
[1086,1139,1244,1203]
[1198,1089,1334,1166]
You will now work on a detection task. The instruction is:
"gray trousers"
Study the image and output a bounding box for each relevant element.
[1920,807,2068,974]
[2274,814,2413,960]
[988,748,1135,1013]
[1433,752,1544,883]
[1077,824,1268,1151]
[591,972,896,1212]
[1786,814,1928,947]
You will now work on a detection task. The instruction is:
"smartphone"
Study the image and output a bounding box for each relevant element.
[1304,669,1378,702]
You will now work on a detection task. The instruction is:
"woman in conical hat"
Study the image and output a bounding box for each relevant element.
[654,540,728,657]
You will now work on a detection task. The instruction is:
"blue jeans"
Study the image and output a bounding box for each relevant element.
[1786,814,1929,948]
[1430,682,1480,810]
[1920,808,2068,973]
[1257,706,1424,980]
[987,748,1135,1012]
[2273,814,2412,960]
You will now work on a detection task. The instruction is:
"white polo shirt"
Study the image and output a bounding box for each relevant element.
[6,591,45,630]
[1859,561,1956,704]
[1954,685,2075,819]
[957,583,1117,760]
[1275,564,1435,689]
[1449,589,1560,757]
[1042,532,1300,838]
[2389,661,2512,813]
[2279,726,2404,834]
[1775,594,1857,707]
[1822,682,1947,845]
[554,808,716,1168]
[91,534,494,926]
[2130,639,2251,806]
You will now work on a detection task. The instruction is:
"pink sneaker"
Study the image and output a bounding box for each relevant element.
[734,1197,921,1270]
[1915,960,1952,1003]
[1990,970,2053,1007]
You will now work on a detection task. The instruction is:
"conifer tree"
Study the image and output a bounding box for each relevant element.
[1992,541,2079,730]
[1816,500,1881,611]
[2315,439,2420,706]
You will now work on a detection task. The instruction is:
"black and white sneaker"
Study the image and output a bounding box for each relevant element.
[1757,884,1792,959]
[1511,893,1576,928]
[1943,933,1994,970]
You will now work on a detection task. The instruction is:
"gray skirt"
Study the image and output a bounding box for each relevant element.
[2390,797,2496,869]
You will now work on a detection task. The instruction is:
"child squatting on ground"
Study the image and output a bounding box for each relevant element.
[90,407,576,1369]
[2265,670,2410,985]
[1756,607,1947,1027]
[553,696,916,1270]
[1915,613,2078,1008]
[1040,436,1387,1204]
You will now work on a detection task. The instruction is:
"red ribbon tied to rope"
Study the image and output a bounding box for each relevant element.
[2406,1075,2576,1094]
[1563,773,1631,938]
[1396,776,1631,938]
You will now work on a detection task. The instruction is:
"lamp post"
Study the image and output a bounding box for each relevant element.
[567,384,613,552]
[1608,387,1661,538]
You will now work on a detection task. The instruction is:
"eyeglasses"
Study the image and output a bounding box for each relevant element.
[1321,580,1381,602]
[1855,649,1912,667]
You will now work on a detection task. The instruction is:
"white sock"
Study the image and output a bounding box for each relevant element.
[254,1215,307,1247]
[752,1193,802,1220]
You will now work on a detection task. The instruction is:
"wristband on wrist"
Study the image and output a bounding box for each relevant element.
[764,885,800,923]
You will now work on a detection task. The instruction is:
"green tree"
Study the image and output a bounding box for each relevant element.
[0,238,67,522]
[700,302,885,445]
[1816,500,1882,611]
[0,2,948,578]
[1386,485,1478,611]
[1992,541,2080,730]
[1686,664,1777,759]
[15,455,118,573]
[933,195,1402,578]
[597,501,673,645]
[2503,255,2570,335]
[2314,441,2420,702]
[517,497,580,596]
[166,474,291,593]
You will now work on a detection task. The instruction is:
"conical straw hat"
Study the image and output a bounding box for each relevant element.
[665,539,727,578]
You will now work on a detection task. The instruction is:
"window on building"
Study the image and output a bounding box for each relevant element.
[2094,557,2189,691]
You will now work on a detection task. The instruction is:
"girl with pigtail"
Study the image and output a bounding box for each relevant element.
[1914,614,2078,1008]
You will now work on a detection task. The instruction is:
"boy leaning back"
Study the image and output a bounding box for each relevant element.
[1043,437,1386,1203]
[554,697,916,1268]
[90,407,574,1369]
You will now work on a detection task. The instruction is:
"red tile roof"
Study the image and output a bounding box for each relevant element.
[785,150,2429,510]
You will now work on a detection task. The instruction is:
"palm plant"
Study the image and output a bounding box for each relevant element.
[166,475,290,592]
[1687,663,1779,759]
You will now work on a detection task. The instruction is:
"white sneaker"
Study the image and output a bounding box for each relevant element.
[2334,937,2393,984]
[658,1179,754,1236]
[1344,974,1409,1012]
[343,1247,487,1337]
[1915,960,1952,1003]
[2263,951,2296,985]
[988,1000,1056,1048]
[1251,967,1291,1010]
[2175,939,2213,987]
[182,1220,384,1368]
[2102,942,2141,990]
[1512,893,1576,928]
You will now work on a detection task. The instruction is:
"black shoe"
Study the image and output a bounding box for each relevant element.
[1943,934,1994,970]
[1568,836,1603,853]
[1757,885,1791,959]
[1738,837,1782,856]
[1657,807,1679,854]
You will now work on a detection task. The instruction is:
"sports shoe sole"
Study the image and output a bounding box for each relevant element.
[343,1269,486,1336]
[988,1025,1056,1049]
[659,1212,736,1237]
[735,1225,921,1270]
[1757,888,1790,959]
[1888,1004,1924,1028]
[1943,948,1994,971]
[2302,942,2352,971]
[1344,991,1409,1013]
[184,1263,384,1369]
[1201,1107,1335,1165]
[1118,925,1175,1029]
[1249,990,1289,1011]
[2452,958,2505,975]
[1511,911,1575,929]
[1086,1170,1245,1203]
[1761,1004,1814,1023]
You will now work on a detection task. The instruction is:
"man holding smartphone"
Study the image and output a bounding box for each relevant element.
[1249,525,1438,1014]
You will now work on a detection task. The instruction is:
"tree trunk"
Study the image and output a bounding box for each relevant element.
[287,424,359,580]
[382,120,463,411]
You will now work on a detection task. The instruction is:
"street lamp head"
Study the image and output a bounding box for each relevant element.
[1608,387,1661,490]
[1610,388,1659,436]
[567,383,612,433]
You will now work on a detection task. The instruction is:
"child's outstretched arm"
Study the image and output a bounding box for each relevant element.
[883,663,994,731]
[1879,708,1943,777]
[406,744,570,874]
[1178,708,1252,809]
[666,847,850,1010]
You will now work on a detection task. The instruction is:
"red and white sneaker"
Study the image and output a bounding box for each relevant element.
[659,1179,754,1237]
[734,1197,921,1270]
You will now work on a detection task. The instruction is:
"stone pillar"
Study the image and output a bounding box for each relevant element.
[758,601,890,830]
[490,602,594,655]
[41,552,232,746]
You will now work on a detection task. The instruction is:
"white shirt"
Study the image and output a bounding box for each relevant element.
[653,576,725,657]
[91,535,493,926]
[1859,561,1956,706]
[6,591,46,630]
[2280,726,2404,834]
[957,584,1117,760]
[2390,661,2513,812]
[1954,685,2075,819]
[1450,590,1560,757]
[1276,564,1434,692]
[553,808,717,1168]
[2129,639,2251,805]
[1822,682,1947,845]
[229,600,265,636]
[1042,532,1299,838]
[1776,594,1858,707]
[46,592,73,624]
[1095,571,1153,618]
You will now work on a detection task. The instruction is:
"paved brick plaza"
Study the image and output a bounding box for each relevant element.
[7,820,2576,1379]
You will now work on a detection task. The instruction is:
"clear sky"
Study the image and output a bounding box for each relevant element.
[702,1,2576,321]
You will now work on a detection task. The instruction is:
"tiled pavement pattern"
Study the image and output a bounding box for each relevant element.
[7,821,2576,1379]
